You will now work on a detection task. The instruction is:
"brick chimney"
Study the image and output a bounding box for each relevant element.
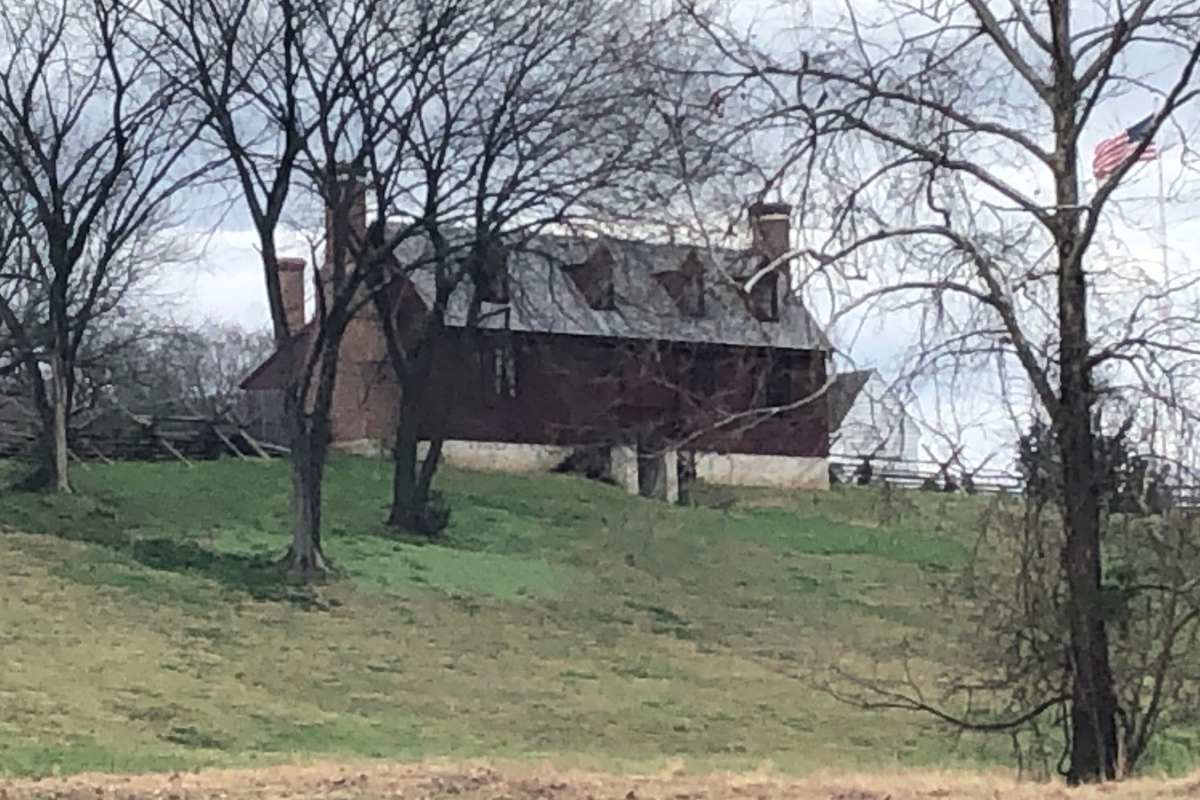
[744,201,792,322]
[322,163,368,284]
[477,235,510,304]
[277,257,306,333]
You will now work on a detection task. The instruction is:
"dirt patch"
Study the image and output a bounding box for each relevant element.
[2,761,1199,800]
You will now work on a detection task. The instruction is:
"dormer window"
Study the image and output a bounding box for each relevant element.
[563,246,615,310]
[743,268,779,322]
[655,249,705,318]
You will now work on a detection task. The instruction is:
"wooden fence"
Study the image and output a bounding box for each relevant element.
[828,454,1024,494]
[829,454,1200,511]
[0,407,281,464]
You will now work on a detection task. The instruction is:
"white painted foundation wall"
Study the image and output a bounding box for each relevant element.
[694,452,829,490]
[424,440,572,473]
[333,437,829,493]
[332,438,571,472]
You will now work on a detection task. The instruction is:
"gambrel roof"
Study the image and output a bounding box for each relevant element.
[394,228,830,352]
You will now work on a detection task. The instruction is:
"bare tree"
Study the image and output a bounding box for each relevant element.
[0,0,207,492]
[86,320,273,415]
[0,221,201,462]
[358,0,706,531]
[145,0,325,571]
[684,0,1200,784]
[147,0,535,572]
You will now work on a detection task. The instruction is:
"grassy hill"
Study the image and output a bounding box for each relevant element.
[0,457,1101,779]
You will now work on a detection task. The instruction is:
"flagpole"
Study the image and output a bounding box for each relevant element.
[1157,148,1172,467]
[1157,143,1169,284]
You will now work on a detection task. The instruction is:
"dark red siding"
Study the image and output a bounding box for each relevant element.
[245,307,830,458]
[417,329,829,458]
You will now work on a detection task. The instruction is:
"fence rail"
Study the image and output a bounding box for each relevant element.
[830,454,1200,510]
[829,454,1023,494]
[0,410,277,463]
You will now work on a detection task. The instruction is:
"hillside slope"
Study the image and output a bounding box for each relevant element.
[0,458,1041,777]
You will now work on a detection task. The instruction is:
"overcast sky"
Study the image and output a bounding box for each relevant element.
[163,228,307,331]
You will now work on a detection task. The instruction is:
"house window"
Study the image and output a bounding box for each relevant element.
[567,261,616,311]
[599,281,616,311]
[485,339,517,399]
[765,360,791,406]
[692,353,717,398]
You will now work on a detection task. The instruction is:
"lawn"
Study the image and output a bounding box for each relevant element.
[0,456,1174,782]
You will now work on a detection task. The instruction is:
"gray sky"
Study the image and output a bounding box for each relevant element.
[162,226,312,331]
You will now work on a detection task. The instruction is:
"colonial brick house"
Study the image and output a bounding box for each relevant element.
[241,189,834,499]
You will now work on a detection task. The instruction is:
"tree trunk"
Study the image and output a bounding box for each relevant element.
[1059,415,1119,783]
[280,369,332,578]
[277,294,354,579]
[388,407,422,528]
[1057,268,1121,781]
[1050,8,1119,776]
[50,357,71,493]
[387,398,444,531]
[284,424,329,577]
[677,451,696,506]
[20,359,71,493]
[1057,342,1120,783]
[416,438,442,501]
[387,320,445,532]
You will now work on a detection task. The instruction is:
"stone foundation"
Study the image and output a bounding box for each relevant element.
[332,437,828,494]
[428,440,573,473]
[332,438,386,458]
[332,438,572,473]
[694,452,829,490]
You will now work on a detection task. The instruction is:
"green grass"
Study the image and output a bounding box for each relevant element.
[0,457,1045,778]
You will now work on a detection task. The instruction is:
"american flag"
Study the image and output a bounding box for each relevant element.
[1092,114,1159,182]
